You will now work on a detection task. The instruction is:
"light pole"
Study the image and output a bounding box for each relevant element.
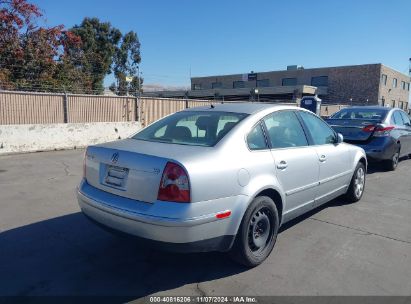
[255,88,259,102]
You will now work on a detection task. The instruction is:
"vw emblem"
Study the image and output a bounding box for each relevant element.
[111,152,119,164]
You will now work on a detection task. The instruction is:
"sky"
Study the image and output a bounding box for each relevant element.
[33,0,411,88]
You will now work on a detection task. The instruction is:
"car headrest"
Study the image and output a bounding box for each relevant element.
[217,122,237,138]
[195,116,211,130]
[168,126,192,140]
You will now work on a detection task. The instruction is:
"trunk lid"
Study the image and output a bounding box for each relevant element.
[84,139,212,203]
[326,119,381,141]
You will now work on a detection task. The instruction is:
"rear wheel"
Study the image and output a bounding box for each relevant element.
[383,148,400,171]
[230,196,279,267]
[345,162,366,202]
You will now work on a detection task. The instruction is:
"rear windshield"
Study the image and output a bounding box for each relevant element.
[132,111,248,146]
[330,108,388,120]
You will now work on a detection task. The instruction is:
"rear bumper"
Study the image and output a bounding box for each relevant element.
[348,137,397,161]
[83,213,235,253]
[77,180,244,252]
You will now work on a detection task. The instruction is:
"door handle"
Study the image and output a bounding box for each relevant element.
[319,155,327,162]
[277,160,288,170]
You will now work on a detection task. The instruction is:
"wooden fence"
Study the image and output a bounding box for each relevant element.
[0,90,346,126]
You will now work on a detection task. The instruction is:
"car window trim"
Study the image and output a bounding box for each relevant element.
[246,121,270,151]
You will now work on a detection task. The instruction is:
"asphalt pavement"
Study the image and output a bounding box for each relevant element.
[0,149,410,299]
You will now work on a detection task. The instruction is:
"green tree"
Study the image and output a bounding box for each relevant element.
[69,17,122,94]
[0,0,62,90]
[113,31,142,95]
[1,1,142,94]
[0,0,90,93]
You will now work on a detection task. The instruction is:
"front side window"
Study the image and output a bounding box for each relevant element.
[133,111,248,146]
[247,123,268,150]
[299,111,336,145]
[263,111,308,148]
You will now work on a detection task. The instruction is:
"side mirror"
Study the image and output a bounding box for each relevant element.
[336,133,344,144]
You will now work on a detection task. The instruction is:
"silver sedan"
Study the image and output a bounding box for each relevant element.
[77,103,367,266]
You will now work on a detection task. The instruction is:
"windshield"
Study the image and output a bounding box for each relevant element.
[330,108,388,120]
[132,111,248,146]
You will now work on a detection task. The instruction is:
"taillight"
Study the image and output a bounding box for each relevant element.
[373,126,395,137]
[157,162,190,203]
[362,125,375,132]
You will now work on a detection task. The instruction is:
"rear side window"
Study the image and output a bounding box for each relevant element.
[391,111,404,126]
[400,111,411,126]
[263,111,308,148]
[133,111,248,146]
[247,124,268,150]
[299,111,336,145]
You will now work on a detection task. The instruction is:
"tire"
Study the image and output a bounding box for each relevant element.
[345,162,366,203]
[383,148,400,171]
[229,196,279,267]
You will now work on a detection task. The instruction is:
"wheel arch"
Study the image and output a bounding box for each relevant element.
[353,148,368,172]
[358,156,367,171]
[252,188,284,225]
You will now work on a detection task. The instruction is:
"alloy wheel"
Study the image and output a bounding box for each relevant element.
[354,167,365,198]
[392,151,399,168]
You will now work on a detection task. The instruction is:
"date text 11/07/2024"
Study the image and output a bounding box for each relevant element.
[149,296,258,303]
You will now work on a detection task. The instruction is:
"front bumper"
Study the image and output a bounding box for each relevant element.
[77,180,245,252]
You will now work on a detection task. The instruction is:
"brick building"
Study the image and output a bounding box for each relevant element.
[146,64,410,110]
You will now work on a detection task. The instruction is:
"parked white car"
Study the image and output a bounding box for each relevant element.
[77,103,367,266]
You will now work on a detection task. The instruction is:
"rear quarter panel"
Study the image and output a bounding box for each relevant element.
[180,115,285,233]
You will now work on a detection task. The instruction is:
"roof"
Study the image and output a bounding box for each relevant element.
[191,63,384,80]
[183,102,297,114]
[342,106,391,111]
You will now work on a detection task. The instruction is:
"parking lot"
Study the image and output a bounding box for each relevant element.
[1,149,411,299]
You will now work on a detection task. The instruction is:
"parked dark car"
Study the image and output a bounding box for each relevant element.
[326,106,411,170]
